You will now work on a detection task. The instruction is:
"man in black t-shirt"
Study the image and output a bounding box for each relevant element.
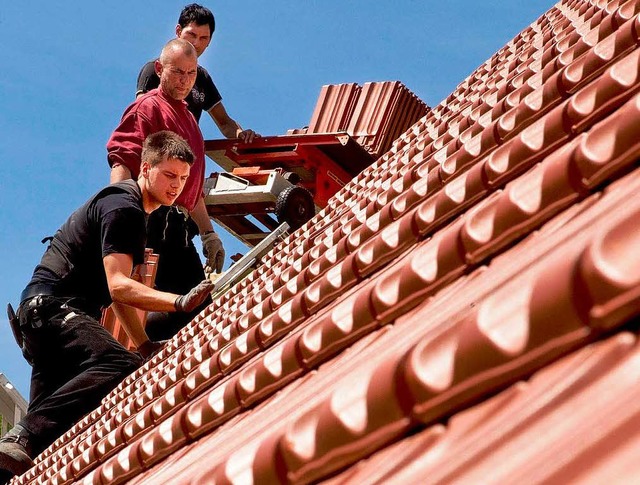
[136,4,259,142]
[0,131,214,482]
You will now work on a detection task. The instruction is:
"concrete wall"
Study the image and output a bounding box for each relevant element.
[0,373,27,434]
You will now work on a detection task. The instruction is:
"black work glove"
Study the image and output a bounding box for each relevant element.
[138,339,167,361]
[174,279,214,312]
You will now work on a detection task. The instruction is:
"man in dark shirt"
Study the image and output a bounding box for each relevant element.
[136,3,259,142]
[0,131,213,483]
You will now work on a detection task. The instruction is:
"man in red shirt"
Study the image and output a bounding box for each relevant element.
[107,38,223,339]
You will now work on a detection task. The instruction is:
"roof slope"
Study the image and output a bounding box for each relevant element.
[12,0,640,483]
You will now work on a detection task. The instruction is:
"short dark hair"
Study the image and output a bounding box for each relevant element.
[179,4,215,35]
[142,131,194,166]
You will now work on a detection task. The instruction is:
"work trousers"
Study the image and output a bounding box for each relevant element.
[145,206,211,341]
[16,296,142,456]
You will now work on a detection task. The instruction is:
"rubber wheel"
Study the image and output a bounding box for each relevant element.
[275,186,315,230]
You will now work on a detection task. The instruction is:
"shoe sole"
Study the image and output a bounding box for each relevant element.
[0,453,33,478]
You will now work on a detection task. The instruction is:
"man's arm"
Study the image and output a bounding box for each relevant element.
[103,252,179,348]
[110,164,133,183]
[104,253,213,345]
[190,195,226,273]
[190,195,214,234]
[107,105,156,182]
[104,253,179,313]
[207,102,258,142]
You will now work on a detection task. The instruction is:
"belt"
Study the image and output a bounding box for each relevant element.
[20,284,57,305]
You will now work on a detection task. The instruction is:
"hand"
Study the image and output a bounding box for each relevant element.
[175,279,214,312]
[238,129,260,143]
[138,339,167,360]
[201,231,225,273]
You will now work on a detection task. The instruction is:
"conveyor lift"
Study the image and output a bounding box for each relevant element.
[204,133,374,247]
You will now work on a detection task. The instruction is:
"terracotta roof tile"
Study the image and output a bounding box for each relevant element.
[307,83,361,134]
[293,81,429,159]
[325,331,640,483]
[13,1,640,483]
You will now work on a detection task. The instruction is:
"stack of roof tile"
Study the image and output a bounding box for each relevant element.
[306,82,362,134]
[346,81,429,158]
[290,81,429,158]
[100,250,158,351]
[11,0,640,483]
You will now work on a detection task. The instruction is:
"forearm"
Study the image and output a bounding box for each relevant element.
[190,195,214,234]
[110,273,179,312]
[106,110,154,182]
[218,118,243,139]
[110,302,149,347]
[207,104,243,139]
[110,163,133,183]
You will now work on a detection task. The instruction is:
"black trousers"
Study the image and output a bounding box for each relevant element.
[144,206,211,341]
[17,296,142,456]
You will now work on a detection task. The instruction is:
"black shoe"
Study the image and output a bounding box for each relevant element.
[0,426,34,482]
[0,469,15,485]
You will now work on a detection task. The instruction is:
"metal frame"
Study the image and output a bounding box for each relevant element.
[204,133,374,246]
[210,222,291,296]
[204,170,295,206]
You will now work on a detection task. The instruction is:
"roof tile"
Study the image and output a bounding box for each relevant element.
[14,2,640,483]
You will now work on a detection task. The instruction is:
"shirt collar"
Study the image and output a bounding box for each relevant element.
[157,87,189,109]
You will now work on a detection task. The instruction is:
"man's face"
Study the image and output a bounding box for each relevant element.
[156,51,198,101]
[143,156,191,207]
[176,22,212,57]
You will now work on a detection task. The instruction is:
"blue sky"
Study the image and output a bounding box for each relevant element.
[0,1,554,399]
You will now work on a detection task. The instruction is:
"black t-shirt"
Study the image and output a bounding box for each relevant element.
[136,60,222,122]
[26,181,147,317]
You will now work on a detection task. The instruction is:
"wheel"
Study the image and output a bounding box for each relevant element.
[275,186,315,230]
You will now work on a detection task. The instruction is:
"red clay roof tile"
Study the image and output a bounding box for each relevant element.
[14,1,640,483]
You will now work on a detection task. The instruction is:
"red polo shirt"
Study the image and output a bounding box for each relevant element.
[106,88,205,211]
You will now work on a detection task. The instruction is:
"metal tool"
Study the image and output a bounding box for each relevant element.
[211,222,290,296]
[6,303,22,348]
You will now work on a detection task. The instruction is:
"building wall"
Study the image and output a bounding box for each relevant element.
[0,374,27,434]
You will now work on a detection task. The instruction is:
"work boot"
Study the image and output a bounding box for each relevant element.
[0,425,34,483]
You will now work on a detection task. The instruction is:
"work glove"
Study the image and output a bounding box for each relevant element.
[175,279,214,313]
[201,231,225,274]
[138,339,167,361]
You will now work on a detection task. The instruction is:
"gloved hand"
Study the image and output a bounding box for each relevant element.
[175,279,214,312]
[201,231,225,274]
[138,339,167,361]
